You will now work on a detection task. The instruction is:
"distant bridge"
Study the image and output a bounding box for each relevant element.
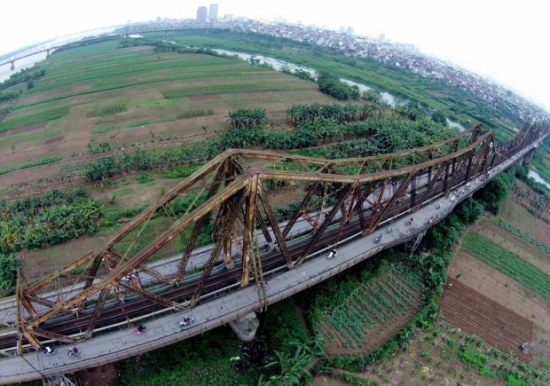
[0,24,230,71]
[0,122,547,383]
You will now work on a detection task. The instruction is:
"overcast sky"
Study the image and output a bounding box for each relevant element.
[1,0,548,112]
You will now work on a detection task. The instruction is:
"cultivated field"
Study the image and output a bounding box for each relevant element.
[317,264,424,356]
[445,181,550,370]
[0,40,333,170]
[441,279,533,362]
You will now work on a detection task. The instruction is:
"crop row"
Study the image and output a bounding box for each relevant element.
[321,265,423,349]
[463,231,550,301]
[491,217,550,254]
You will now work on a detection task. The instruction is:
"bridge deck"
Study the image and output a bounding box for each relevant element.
[0,144,535,384]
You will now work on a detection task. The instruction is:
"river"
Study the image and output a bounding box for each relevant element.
[213,48,398,107]
[0,26,116,83]
[528,170,550,189]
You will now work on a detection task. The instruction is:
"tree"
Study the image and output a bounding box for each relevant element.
[0,253,18,296]
[431,110,447,125]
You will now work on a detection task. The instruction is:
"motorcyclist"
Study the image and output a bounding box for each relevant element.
[134,324,145,334]
[180,316,194,326]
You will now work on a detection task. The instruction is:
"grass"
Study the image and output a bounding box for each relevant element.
[152,30,526,136]
[162,79,310,98]
[0,38,332,167]
[0,105,69,133]
[359,319,547,385]
[463,231,550,300]
[0,155,62,175]
[1,126,60,146]
[491,217,550,253]
[176,108,213,119]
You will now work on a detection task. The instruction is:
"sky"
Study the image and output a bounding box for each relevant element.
[1,0,549,112]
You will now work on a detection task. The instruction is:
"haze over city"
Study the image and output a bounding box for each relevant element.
[0,0,549,112]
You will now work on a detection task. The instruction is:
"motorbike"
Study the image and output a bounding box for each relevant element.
[179,316,195,328]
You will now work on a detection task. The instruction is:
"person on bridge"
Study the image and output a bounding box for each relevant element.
[44,346,54,355]
[134,324,146,334]
[328,248,338,259]
[68,346,79,356]
[180,316,194,327]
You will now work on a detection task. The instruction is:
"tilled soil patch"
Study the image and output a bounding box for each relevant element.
[441,278,533,362]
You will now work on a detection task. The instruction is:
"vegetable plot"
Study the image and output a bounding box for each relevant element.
[318,265,424,354]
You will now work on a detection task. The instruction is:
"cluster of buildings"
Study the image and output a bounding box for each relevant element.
[196,3,219,23]
[122,16,548,122]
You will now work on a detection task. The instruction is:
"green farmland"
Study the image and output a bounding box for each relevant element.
[0,39,333,170]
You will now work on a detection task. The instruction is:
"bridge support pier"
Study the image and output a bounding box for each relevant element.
[44,374,77,386]
[522,148,536,164]
[405,230,426,253]
[229,312,259,341]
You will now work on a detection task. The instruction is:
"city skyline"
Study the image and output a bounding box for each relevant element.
[0,0,548,112]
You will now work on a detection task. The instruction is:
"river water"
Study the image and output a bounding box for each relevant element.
[213,48,397,107]
[0,27,116,83]
[446,118,465,132]
[528,170,550,189]
[0,52,49,83]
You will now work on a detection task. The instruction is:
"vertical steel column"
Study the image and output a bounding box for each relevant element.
[241,174,259,288]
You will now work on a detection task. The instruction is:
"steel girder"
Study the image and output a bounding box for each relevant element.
[15,122,548,349]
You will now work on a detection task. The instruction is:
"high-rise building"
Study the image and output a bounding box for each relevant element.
[209,3,219,22]
[196,6,208,22]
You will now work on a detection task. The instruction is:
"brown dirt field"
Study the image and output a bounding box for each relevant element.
[76,363,119,386]
[448,251,550,330]
[268,186,307,207]
[500,198,550,244]
[358,319,536,386]
[440,278,534,362]
[532,325,550,368]
[44,135,64,144]
[22,232,112,282]
[18,84,92,105]
[471,218,550,273]
[310,375,349,385]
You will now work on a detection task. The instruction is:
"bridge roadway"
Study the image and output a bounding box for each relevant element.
[0,142,537,384]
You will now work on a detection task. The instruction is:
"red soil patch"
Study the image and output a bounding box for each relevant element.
[441,278,533,362]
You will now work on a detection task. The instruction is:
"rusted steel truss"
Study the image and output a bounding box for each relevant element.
[16,123,548,348]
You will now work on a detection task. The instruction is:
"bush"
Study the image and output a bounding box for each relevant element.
[0,253,18,296]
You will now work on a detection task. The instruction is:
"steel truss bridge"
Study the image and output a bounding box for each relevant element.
[0,122,547,383]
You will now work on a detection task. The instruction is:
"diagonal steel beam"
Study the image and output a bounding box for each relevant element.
[295,185,353,265]
[191,192,247,305]
[84,286,112,339]
[241,174,259,288]
[257,184,293,268]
